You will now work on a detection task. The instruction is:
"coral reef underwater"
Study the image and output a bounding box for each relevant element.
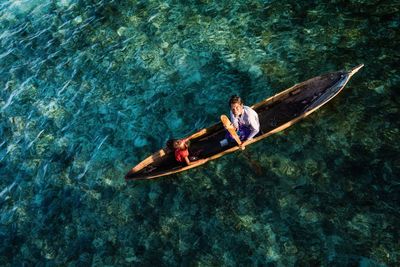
[0,0,399,265]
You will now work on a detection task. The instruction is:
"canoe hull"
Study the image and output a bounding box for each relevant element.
[126,65,363,180]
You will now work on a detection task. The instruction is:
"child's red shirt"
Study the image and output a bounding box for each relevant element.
[175,148,189,162]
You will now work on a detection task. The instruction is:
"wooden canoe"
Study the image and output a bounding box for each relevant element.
[125,65,363,181]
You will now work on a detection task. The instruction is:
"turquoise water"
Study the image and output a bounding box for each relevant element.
[1,0,399,265]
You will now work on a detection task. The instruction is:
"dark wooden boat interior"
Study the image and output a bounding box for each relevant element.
[126,65,363,180]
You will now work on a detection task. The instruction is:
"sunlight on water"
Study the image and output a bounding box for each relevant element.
[0,0,399,265]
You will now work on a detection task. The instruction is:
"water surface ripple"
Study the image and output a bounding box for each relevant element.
[0,0,399,265]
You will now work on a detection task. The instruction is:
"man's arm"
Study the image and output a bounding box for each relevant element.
[239,110,260,150]
[247,127,259,140]
[246,111,260,140]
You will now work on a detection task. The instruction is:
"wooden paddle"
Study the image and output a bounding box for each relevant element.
[220,115,242,146]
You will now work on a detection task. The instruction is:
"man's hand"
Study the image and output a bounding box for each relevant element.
[239,139,253,150]
[239,141,247,150]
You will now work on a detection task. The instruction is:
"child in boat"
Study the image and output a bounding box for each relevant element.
[173,138,199,166]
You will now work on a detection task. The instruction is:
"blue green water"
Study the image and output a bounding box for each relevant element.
[1,0,399,265]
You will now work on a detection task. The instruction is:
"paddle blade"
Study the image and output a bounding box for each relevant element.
[220,115,242,145]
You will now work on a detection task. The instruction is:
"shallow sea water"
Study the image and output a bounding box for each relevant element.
[0,0,399,266]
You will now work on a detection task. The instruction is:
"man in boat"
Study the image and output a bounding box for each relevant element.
[226,95,260,150]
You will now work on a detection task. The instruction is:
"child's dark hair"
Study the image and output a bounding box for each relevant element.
[166,139,176,150]
[229,95,243,106]
[172,139,190,149]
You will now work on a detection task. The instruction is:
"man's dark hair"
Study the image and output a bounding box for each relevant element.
[229,95,243,106]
